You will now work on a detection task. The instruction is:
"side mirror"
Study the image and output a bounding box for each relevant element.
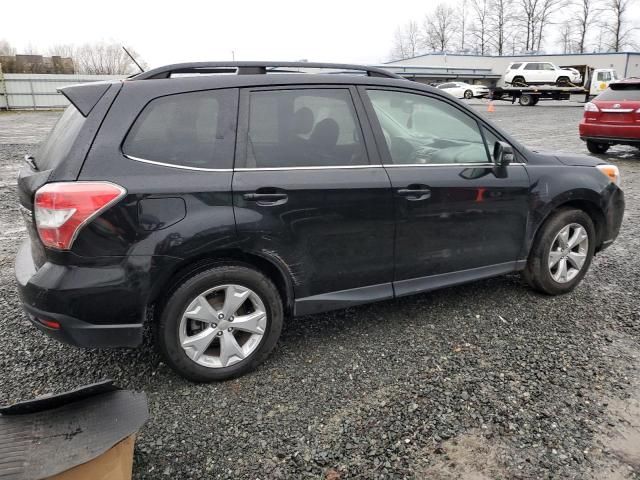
[493,141,514,167]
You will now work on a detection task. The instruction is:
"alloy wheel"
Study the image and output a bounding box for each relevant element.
[179,284,267,368]
[548,223,589,283]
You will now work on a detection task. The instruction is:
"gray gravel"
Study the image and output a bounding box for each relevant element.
[1,105,639,479]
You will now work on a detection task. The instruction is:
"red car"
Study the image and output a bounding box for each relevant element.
[579,77,640,154]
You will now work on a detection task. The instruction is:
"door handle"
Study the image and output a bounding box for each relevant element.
[243,192,288,206]
[397,185,431,201]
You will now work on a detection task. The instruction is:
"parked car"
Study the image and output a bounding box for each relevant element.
[15,62,624,382]
[436,82,490,99]
[504,62,582,86]
[579,77,640,154]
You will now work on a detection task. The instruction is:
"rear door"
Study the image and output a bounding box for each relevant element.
[359,87,530,294]
[232,86,395,313]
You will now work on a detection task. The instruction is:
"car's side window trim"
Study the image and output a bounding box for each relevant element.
[234,85,381,171]
[357,85,525,167]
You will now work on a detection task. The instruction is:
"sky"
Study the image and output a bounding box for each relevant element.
[3,0,639,68]
[2,0,430,67]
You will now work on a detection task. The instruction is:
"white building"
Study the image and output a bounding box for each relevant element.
[382,52,640,86]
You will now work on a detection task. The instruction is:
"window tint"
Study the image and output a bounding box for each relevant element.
[596,86,640,101]
[510,63,522,69]
[524,63,538,70]
[246,89,367,168]
[542,63,556,70]
[36,105,85,170]
[122,90,236,169]
[367,90,490,165]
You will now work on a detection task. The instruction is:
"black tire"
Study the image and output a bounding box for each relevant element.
[523,209,596,295]
[157,265,283,382]
[464,89,473,99]
[512,76,526,85]
[556,76,570,86]
[586,140,610,154]
[519,94,535,106]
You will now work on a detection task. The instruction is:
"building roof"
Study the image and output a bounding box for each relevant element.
[386,51,640,64]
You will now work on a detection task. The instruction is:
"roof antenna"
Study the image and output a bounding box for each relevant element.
[122,46,145,73]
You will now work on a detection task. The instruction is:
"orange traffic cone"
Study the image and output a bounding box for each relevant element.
[487,101,495,112]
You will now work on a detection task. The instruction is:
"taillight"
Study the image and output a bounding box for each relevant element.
[584,102,599,112]
[34,182,126,250]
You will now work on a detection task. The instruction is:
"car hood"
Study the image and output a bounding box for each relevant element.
[555,152,603,166]
[531,150,603,166]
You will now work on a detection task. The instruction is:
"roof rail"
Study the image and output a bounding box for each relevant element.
[129,61,404,80]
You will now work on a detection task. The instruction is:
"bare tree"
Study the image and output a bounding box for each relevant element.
[74,42,145,75]
[458,0,470,51]
[390,21,422,60]
[519,0,541,51]
[535,0,565,51]
[470,0,492,54]
[489,0,514,54]
[559,20,577,52]
[571,0,599,52]
[0,39,16,56]
[602,0,638,51]
[424,3,459,52]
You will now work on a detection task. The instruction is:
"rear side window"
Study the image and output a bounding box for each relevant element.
[596,85,640,101]
[246,89,368,168]
[510,63,522,70]
[524,63,538,70]
[36,105,85,171]
[122,89,236,169]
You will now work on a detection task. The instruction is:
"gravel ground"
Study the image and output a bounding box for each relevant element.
[1,104,639,480]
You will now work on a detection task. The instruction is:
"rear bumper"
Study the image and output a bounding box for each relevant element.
[579,121,640,145]
[15,239,144,348]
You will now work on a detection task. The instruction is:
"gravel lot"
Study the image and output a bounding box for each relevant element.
[1,103,639,480]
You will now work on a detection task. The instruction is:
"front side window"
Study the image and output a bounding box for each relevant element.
[597,71,612,82]
[122,90,236,169]
[543,63,556,71]
[246,89,367,168]
[367,89,491,165]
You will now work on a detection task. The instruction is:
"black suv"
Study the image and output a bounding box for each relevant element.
[15,62,624,382]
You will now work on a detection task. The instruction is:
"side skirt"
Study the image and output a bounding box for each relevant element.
[293,260,526,317]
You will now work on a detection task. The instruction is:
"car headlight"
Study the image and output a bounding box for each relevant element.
[597,164,621,186]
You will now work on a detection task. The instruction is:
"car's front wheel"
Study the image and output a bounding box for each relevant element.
[523,209,595,295]
[158,265,283,382]
[586,140,610,154]
[464,89,473,99]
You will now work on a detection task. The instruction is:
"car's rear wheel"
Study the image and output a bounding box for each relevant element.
[464,89,473,99]
[523,209,595,295]
[158,265,283,382]
[586,140,610,154]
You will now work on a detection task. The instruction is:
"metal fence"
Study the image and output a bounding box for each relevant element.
[0,73,123,110]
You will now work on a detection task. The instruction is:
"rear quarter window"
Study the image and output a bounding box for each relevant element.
[596,86,640,101]
[122,89,237,169]
[510,63,522,70]
[36,105,85,171]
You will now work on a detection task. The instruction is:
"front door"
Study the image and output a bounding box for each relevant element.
[233,86,395,313]
[359,87,530,295]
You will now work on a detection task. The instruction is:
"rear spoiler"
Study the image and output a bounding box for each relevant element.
[58,81,113,117]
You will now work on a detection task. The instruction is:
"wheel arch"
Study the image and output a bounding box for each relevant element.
[149,249,295,319]
[527,195,607,259]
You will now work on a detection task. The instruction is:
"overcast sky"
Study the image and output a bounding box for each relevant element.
[3,0,639,68]
[3,0,432,67]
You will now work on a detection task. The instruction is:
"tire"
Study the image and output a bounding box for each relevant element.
[512,76,526,85]
[556,76,570,86]
[586,140,610,154]
[464,89,473,99]
[523,209,596,295]
[158,265,283,382]
[519,94,535,106]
